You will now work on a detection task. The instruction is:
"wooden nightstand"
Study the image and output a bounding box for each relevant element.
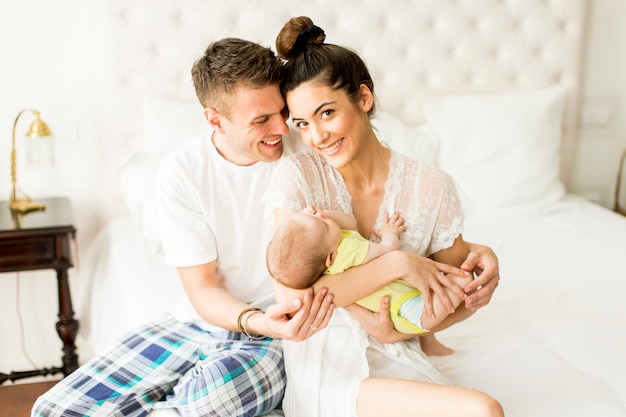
[0,197,79,385]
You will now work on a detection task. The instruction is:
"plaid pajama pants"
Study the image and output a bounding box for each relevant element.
[32,314,285,417]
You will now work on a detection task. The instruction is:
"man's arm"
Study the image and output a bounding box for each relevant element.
[178,262,251,331]
[178,262,334,341]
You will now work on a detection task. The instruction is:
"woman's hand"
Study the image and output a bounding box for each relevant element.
[394,251,469,320]
[461,242,500,310]
[265,286,334,341]
[344,296,413,343]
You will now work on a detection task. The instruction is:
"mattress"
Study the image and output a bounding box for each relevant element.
[76,196,626,416]
[430,196,626,416]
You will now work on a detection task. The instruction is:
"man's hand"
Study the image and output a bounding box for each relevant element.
[264,287,334,341]
[461,243,500,310]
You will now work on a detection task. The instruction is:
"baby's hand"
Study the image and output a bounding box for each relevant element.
[373,211,406,238]
[303,205,318,215]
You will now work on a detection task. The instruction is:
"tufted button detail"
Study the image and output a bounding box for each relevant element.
[98,0,585,149]
[553,72,564,83]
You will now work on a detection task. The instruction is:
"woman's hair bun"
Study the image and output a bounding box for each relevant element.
[276,16,326,60]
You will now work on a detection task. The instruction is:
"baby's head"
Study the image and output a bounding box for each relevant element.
[267,211,342,289]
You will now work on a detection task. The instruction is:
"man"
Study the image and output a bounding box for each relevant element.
[33,37,499,417]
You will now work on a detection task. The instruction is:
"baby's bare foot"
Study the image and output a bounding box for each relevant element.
[419,334,454,356]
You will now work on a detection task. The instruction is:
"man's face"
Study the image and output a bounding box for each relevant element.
[217,84,289,165]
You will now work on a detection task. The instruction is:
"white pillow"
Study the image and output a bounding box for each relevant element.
[425,87,567,215]
[372,110,439,164]
[141,97,208,155]
[118,97,208,249]
[117,152,164,251]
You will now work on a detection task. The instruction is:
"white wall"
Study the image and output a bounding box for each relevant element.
[0,0,114,379]
[0,1,110,245]
[574,0,626,206]
[0,0,624,377]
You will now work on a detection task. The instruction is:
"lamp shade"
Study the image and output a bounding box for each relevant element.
[25,115,54,166]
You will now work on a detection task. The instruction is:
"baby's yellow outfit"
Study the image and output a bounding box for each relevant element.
[324,230,427,334]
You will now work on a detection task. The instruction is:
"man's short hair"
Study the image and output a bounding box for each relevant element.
[191,38,283,117]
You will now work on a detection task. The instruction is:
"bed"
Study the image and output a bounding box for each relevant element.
[73,1,626,416]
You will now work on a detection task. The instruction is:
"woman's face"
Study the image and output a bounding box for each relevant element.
[287,81,372,169]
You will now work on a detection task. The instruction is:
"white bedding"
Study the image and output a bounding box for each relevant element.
[433,195,626,416]
[77,195,626,416]
[75,215,183,359]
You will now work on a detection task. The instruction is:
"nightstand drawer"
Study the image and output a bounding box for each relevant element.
[0,236,55,270]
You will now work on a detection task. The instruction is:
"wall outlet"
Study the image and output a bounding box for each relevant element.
[581,104,612,127]
[579,95,621,139]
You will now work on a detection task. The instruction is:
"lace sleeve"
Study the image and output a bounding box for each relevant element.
[427,167,464,254]
[264,151,353,215]
[264,153,310,215]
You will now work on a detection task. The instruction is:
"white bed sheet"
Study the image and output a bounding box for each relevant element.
[77,195,626,416]
[431,195,626,416]
[75,215,184,359]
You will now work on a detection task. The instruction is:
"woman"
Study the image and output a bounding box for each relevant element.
[264,16,504,417]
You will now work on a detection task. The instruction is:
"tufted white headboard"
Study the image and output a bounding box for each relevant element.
[100,0,587,187]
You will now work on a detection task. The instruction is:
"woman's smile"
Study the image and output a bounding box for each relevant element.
[319,138,344,156]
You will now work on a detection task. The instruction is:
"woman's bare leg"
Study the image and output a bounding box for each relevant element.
[357,377,504,417]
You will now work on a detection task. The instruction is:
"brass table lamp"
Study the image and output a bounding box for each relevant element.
[10,109,54,214]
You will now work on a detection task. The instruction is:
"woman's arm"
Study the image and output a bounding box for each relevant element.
[430,233,471,292]
[430,234,469,267]
[273,208,468,318]
[460,242,500,310]
[314,250,468,316]
[344,236,487,343]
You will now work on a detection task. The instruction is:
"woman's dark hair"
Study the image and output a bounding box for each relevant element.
[276,16,376,117]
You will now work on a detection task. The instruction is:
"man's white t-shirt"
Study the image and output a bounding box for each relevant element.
[155,128,306,331]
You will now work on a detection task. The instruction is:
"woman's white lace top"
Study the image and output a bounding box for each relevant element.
[264,149,463,256]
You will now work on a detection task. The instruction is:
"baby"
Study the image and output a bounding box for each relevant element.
[267,206,471,355]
